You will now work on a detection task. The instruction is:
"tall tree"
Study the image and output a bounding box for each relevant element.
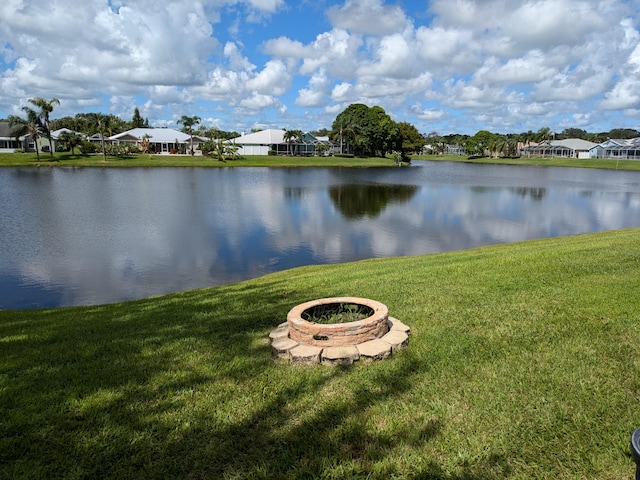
[28,97,60,160]
[177,115,201,155]
[131,107,145,128]
[283,129,303,155]
[331,103,369,155]
[398,122,426,156]
[94,113,108,162]
[8,108,44,161]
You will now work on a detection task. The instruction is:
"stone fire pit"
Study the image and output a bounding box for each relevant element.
[269,297,410,365]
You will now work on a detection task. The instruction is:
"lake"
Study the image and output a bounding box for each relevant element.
[1,161,639,310]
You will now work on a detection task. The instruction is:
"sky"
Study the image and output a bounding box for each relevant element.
[1,0,640,136]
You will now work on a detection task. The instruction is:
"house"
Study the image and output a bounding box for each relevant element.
[230,129,335,156]
[109,128,207,154]
[36,128,86,153]
[0,121,23,152]
[520,138,597,158]
[589,138,640,160]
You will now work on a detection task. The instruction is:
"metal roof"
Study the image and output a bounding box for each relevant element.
[110,128,192,143]
[230,129,287,145]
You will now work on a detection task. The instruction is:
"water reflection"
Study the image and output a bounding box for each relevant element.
[1,162,639,310]
[328,184,418,218]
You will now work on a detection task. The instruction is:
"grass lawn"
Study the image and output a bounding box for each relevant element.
[416,154,640,171]
[1,228,639,478]
[2,151,640,170]
[0,152,398,168]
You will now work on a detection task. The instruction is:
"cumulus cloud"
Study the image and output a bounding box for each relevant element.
[326,0,410,35]
[1,0,640,134]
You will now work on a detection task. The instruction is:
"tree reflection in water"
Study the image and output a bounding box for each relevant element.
[328,184,419,219]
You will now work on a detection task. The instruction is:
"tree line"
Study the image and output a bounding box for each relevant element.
[424,127,640,157]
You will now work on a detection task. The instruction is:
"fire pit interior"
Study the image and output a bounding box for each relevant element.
[269,296,410,365]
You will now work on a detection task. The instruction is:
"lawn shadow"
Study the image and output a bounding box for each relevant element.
[1,279,512,478]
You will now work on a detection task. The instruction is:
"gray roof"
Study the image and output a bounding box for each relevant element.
[0,121,15,138]
[549,138,597,150]
[607,137,640,147]
[110,128,192,143]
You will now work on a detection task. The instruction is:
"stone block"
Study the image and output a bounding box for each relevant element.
[269,326,290,341]
[289,345,323,365]
[388,317,411,334]
[357,338,392,360]
[321,345,360,365]
[271,337,298,358]
[381,330,409,350]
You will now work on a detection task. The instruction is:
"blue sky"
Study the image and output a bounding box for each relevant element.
[1,0,640,135]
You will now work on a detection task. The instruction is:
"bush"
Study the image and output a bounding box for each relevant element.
[268,150,277,156]
[80,141,99,154]
[334,153,355,158]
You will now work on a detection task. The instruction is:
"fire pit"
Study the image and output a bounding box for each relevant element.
[269,296,410,365]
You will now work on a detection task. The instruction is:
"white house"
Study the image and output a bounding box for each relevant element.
[589,138,640,160]
[230,129,335,156]
[520,138,597,158]
[109,128,206,154]
[0,121,22,152]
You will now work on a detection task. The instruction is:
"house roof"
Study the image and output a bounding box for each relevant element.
[230,129,287,145]
[549,138,597,150]
[524,138,597,151]
[110,128,193,143]
[593,137,640,149]
[50,128,83,139]
[0,121,13,138]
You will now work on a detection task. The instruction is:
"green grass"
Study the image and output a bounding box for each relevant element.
[2,228,640,478]
[0,152,398,168]
[3,151,640,170]
[417,154,640,171]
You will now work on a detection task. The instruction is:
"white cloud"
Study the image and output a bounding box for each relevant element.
[326,0,410,35]
[245,59,292,95]
[1,0,640,134]
[295,69,330,107]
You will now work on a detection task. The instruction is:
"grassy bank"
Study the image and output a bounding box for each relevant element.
[0,152,397,168]
[1,228,639,478]
[417,154,640,171]
[2,151,640,170]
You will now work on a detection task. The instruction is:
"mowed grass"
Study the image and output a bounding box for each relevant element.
[1,229,640,478]
[2,151,640,170]
[0,152,397,168]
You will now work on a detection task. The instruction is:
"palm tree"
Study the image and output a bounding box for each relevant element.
[177,115,201,155]
[28,97,60,160]
[57,131,84,155]
[94,113,108,162]
[8,108,44,161]
[283,129,303,156]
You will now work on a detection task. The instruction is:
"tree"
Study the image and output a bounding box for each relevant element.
[28,97,60,160]
[94,113,108,162]
[465,130,496,157]
[398,122,426,157]
[57,131,84,155]
[331,104,399,157]
[8,108,44,161]
[177,115,201,155]
[131,107,145,128]
[283,129,303,155]
[331,104,368,155]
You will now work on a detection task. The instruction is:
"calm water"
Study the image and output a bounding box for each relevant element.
[1,161,639,310]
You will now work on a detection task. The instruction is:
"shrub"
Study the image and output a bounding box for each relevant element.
[268,150,277,156]
[80,141,99,154]
[334,153,355,158]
